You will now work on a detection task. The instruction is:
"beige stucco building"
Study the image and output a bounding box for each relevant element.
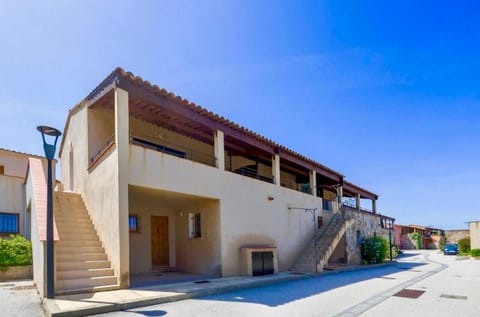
[24,68,394,296]
[0,148,49,239]
[469,221,480,249]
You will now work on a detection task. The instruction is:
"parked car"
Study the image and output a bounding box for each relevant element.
[444,243,459,255]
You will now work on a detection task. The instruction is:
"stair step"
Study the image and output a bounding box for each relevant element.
[56,276,118,290]
[57,260,111,271]
[57,253,107,262]
[56,226,97,234]
[54,210,89,216]
[55,220,92,227]
[55,284,120,296]
[55,217,92,224]
[56,246,104,254]
[56,268,114,280]
[57,235,99,242]
[57,228,97,235]
[54,191,117,294]
[57,230,98,237]
[56,240,102,247]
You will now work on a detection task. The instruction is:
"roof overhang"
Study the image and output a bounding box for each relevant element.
[343,180,378,200]
[84,67,345,182]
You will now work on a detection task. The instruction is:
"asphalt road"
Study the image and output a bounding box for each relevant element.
[91,250,480,317]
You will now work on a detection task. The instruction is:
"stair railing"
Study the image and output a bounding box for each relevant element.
[310,203,352,271]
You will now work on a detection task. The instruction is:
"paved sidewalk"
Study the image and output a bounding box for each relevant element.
[44,263,394,317]
[0,280,45,317]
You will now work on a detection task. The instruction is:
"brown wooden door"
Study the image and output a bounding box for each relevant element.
[151,216,169,266]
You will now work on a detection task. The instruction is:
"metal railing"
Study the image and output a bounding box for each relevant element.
[88,134,115,168]
[342,198,356,208]
[342,197,374,213]
[131,135,216,167]
[231,165,273,183]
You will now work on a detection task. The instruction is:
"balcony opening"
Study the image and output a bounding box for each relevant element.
[87,96,115,169]
[129,117,216,167]
[279,159,311,194]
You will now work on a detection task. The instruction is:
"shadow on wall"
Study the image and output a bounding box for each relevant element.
[197,260,426,307]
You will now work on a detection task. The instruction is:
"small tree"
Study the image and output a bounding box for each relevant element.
[458,237,471,254]
[408,232,422,250]
[361,236,388,264]
[438,234,446,251]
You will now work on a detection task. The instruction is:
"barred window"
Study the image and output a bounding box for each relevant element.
[128,215,140,232]
[188,212,201,239]
[0,213,19,234]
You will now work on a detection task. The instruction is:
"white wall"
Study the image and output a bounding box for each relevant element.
[0,151,28,178]
[25,161,45,297]
[129,187,221,276]
[470,222,480,249]
[59,101,128,287]
[129,144,325,276]
[0,176,25,235]
[128,192,177,274]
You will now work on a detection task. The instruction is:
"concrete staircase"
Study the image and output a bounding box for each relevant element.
[291,207,354,273]
[54,191,119,295]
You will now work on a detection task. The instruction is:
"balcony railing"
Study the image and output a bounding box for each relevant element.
[231,165,273,183]
[342,197,374,213]
[88,134,115,170]
[131,136,216,167]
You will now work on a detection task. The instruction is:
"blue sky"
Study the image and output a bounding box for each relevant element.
[1,1,479,229]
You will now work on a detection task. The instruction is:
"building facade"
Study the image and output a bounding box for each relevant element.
[0,149,49,239]
[25,68,394,296]
[469,221,480,249]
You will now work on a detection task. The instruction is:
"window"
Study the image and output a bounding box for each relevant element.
[323,199,333,211]
[317,216,323,229]
[188,212,201,239]
[0,165,4,175]
[128,215,140,232]
[356,230,362,244]
[0,213,19,234]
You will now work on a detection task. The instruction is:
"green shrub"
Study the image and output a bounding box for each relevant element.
[470,249,480,257]
[361,236,388,264]
[408,232,422,249]
[458,237,471,254]
[438,235,446,251]
[0,235,32,270]
[392,245,399,258]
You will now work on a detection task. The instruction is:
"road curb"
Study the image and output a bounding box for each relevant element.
[44,262,396,317]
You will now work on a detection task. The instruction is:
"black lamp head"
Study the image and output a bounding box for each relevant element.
[37,125,62,137]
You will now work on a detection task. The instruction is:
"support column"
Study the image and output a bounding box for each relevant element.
[337,184,343,205]
[115,87,130,288]
[272,154,280,186]
[355,193,361,211]
[310,170,317,196]
[214,130,225,170]
[372,199,377,214]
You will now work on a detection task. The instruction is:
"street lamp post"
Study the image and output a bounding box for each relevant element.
[387,220,393,261]
[37,125,62,299]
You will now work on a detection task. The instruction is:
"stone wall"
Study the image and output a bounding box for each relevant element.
[343,206,390,264]
[400,234,416,250]
[445,230,469,243]
[0,265,32,282]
